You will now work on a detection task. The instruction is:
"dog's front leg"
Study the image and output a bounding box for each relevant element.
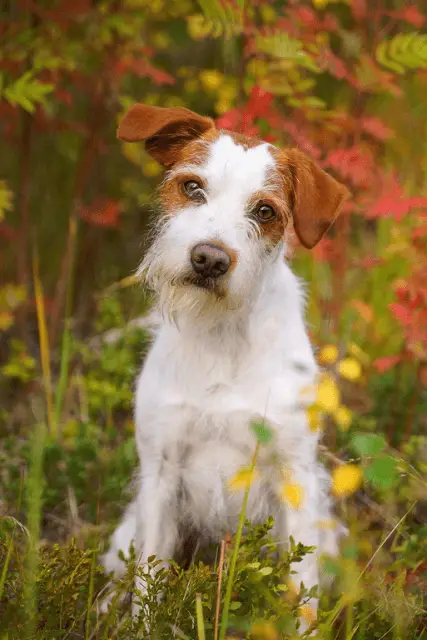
[132,456,178,617]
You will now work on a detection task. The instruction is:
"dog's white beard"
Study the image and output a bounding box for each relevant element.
[139,251,256,328]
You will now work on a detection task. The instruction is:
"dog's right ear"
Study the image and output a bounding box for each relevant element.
[117,104,215,168]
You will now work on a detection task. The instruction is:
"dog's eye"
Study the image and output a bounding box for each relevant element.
[183,180,204,201]
[255,204,276,223]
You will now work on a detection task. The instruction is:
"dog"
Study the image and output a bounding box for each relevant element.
[102,103,350,631]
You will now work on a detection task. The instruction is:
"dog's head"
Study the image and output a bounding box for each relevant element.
[119,104,349,317]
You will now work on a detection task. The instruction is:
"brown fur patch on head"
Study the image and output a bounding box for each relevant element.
[157,134,215,214]
[246,189,291,246]
[270,147,350,249]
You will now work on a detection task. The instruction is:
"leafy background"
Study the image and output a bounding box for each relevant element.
[1,0,427,638]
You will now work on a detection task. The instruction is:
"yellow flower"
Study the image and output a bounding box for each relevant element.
[200,69,223,90]
[318,344,339,365]
[338,357,362,382]
[299,604,317,625]
[332,464,363,497]
[250,621,279,639]
[316,374,340,413]
[306,404,323,431]
[333,406,353,431]
[281,483,304,510]
[228,467,259,492]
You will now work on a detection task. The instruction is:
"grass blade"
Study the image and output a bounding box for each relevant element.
[219,443,260,640]
[196,594,206,640]
[33,249,55,437]
[54,215,78,427]
[23,422,46,637]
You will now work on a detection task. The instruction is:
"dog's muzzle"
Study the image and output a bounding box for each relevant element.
[190,242,231,279]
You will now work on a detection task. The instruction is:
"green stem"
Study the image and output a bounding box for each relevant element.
[219,443,260,640]
[196,594,206,640]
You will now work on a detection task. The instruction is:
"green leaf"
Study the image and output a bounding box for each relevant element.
[376,32,427,75]
[256,32,319,72]
[322,557,341,577]
[258,566,273,576]
[364,455,398,490]
[251,421,273,444]
[351,433,386,457]
[3,72,53,113]
[343,543,358,560]
[229,601,242,610]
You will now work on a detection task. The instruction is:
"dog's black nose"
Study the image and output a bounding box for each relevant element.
[190,242,231,278]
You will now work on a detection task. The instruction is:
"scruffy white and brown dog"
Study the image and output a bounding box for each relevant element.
[102,103,349,629]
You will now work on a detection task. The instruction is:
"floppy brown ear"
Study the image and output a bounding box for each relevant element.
[286,149,350,249]
[117,104,215,168]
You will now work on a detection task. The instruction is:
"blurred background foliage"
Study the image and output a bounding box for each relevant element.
[1,0,427,638]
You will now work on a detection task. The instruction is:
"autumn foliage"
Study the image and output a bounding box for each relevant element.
[1,1,427,637]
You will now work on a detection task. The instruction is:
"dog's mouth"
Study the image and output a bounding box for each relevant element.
[178,273,226,299]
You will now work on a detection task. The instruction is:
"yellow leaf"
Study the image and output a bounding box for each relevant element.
[312,0,329,7]
[143,160,162,178]
[0,312,13,331]
[259,5,277,23]
[332,464,363,498]
[316,374,340,413]
[318,344,338,365]
[215,99,232,114]
[351,300,373,324]
[250,621,278,640]
[228,468,259,492]
[299,604,317,625]
[333,406,353,431]
[306,404,323,431]
[281,483,304,510]
[187,14,212,40]
[338,357,362,382]
[348,342,370,366]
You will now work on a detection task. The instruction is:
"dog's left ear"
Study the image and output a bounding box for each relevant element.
[117,103,215,168]
[285,149,350,249]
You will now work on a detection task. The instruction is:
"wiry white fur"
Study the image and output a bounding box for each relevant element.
[102,134,345,631]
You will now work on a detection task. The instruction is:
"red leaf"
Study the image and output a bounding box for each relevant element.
[216,87,273,136]
[281,122,322,159]
[361,117,394,141]
[325,146,374,188]
[321,49,349,80]
[80,199,122,228]
[311,237,335,262]
[367,195,427,221]
[389,6,425,28]
[374,355,402,373]
[389,303,411,326]
[0,224,17,241]
[113,57,175,86]
[351,0,367,21]
[355,255,384,269]
[216,109,241,131]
